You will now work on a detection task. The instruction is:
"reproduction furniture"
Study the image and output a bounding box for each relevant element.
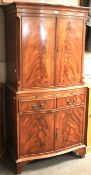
[4,2,89,174]
[0,83,4,160]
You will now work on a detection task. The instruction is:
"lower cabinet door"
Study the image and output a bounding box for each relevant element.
[19,112,55,156]
[55,106,85,150]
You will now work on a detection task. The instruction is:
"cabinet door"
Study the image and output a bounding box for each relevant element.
[56,17,84,86]
[19,112,55,156]
[21,16,55,88]
[55,106,85,150]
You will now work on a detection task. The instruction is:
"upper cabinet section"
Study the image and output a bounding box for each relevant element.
[4,2,88,90]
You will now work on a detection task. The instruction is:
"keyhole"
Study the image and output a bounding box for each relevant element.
[57,48,58,52]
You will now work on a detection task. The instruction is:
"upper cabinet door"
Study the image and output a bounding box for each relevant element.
[21,16,55,88]
[56,17,84,86]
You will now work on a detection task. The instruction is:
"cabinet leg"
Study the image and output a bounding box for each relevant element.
[16,161,27,174]
[74,147,86,158]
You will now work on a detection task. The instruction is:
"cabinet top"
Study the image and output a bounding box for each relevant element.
[3,1,89,14]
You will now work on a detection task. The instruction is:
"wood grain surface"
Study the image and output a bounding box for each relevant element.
[22,16,55,88]
[19,112,55,156]
[55,106,84,150]
[56,17,84,86]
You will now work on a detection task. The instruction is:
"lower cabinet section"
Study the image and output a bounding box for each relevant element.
[19,106,85,157]
[5,86,88,174]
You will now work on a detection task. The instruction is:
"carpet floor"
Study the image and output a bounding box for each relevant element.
[0,152,91,175]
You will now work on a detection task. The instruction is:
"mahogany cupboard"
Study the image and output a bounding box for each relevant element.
[0,83,4,160]
[4,2,89,174]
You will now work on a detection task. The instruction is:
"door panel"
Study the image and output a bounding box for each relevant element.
[56,17,84,86]
[22,16,55,88]
[19,112,55,156]
[55,106,84,150]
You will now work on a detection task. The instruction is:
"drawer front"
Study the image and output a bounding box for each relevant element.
[18,98,55,113]
[57,94,85,108]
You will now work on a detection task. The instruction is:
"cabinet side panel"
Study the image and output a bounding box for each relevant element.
[5,87,18,158]
[56,17,84,86]
[5,13,17,89]
[21,16,55,88]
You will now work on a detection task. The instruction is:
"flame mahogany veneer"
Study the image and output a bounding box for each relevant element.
[4,2,89,174]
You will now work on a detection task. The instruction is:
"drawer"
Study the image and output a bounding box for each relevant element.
[18,98,55,113]
[57,94,85,108]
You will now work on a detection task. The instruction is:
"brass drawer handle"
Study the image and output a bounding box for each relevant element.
[32,104,37,111]
[40,103,45,109]
[32,103,45,111]
[66,98,74,105]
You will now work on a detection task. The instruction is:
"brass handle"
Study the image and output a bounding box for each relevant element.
[32,103,45,111]
[66,98,74,105]
[32,104,37,111]
[40,103,45,109]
